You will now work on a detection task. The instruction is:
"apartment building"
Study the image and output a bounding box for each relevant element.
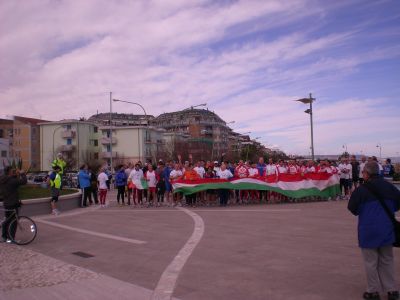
[152,108,230,161]
[40,120,100,171]
[88,112,155,127]
[98,126,165,165]
[8,116,49,171]
[0,138,10,174]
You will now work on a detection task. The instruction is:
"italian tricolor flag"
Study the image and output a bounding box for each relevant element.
[172,173,340,198]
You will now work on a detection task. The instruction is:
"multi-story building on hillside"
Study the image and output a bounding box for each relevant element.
[152,108,230,161]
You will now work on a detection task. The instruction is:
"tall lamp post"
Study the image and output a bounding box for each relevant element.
[376,143,382,160]
[109,92,113,172]
[295,93,315,161]
[113,99,148,162]
[52,125,63,158]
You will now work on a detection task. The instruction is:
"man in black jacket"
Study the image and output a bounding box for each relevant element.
[0,166,27,242]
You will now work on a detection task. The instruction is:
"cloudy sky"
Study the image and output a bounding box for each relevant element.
[1,0,399,157]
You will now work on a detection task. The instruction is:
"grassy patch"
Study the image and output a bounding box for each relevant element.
[19,185,78,200]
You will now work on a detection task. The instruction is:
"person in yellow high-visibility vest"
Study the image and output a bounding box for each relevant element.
[51,153,67,187]
[49,165,62,215]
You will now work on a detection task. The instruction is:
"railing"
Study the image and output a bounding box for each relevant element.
[61,130,76,139]
[100,151,118,158]
[100,137,117,145]
[60,145,75,152]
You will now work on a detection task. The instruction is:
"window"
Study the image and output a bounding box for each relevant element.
[0,129,3,138]
[94,140,98,146]
[66,124,71,130]
[94,126,98,133]
[94,153,99,160]
[1,150,7,157]
[106,145,111,152]
[67,138,72,145]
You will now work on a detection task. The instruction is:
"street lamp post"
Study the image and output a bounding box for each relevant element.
[376,143,382,160]
[113,98,148,162]
[109,92,113,172]
[52,125,63,159]
[342,144,348,154]
[295,93,315,161]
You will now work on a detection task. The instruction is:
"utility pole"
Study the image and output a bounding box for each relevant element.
[309,93,315,161]
[109,92,113,172]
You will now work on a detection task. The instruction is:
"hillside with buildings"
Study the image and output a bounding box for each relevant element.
[0,108,269,172]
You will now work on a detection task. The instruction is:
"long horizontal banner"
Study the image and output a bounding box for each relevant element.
[172,173,341,198]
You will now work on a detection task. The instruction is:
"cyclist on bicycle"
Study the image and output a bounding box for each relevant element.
[0,166,27,243]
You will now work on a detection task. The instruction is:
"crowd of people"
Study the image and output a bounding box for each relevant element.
[74,154,396,209]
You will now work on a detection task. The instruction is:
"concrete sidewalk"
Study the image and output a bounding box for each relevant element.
[0,243,159,300]
[1,189,399,300]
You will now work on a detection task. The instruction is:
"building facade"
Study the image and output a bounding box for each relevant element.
[40,120,100,171]
[99,126,165,165]
[0,138,10,174]
[88,112,155,127]
[152,108,230,161]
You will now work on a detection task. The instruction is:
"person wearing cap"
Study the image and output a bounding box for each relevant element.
[348,161,400,300]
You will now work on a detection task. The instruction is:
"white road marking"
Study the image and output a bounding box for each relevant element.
[34,206,102,221]
[151,207,205,300]
[36,219,146,245]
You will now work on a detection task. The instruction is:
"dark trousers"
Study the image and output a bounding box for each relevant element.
[117,186,125,204]
[219,189,230,206]
[186,194,196,206]
[91,188,98,204]
[2,207,18,240]
[81,187,92,207]
[133,189,143,205]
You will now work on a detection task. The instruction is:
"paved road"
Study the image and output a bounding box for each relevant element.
[1,190,399,300]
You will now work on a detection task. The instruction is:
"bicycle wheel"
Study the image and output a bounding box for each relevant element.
[8,216,38,245]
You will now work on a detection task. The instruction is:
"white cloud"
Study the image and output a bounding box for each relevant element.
[0,0,399,156]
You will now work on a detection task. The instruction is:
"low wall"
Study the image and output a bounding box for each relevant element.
[18,190,82,217]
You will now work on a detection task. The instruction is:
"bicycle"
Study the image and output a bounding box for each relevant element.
[1,208,38,245]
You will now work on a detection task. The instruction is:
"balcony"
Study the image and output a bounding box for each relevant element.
[61,130,76,139]
[200,129,213,136]
[100,137,117,145]
[60,145,76,152]
[100,151,118,159]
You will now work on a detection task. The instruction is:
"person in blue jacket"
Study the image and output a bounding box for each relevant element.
[78,164,92,207]
[348,161,400,300]
[115,165,127,206]
[163,160,173,207]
